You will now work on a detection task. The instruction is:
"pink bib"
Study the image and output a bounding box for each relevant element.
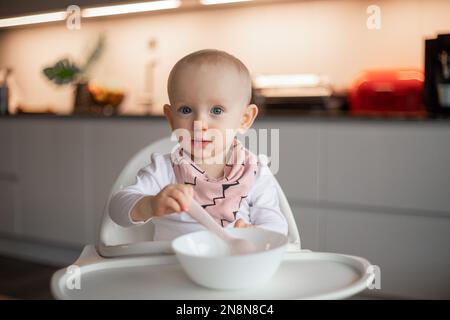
[171,138,257,227]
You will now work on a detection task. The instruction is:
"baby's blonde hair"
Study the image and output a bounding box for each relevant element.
[167,49,252,106]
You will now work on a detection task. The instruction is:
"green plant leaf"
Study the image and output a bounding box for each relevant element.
[42,58,80,85]
[42,34,105,86]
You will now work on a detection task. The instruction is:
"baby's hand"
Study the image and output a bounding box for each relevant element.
[234,218,254,229]
[151,184,193,217]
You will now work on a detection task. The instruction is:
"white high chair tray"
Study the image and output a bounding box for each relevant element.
[51,245,373,300]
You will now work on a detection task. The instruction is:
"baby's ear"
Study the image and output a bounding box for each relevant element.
[239,104,258,134]
[163,104,174,130]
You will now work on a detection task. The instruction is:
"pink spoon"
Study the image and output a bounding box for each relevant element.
[187,199,258,255]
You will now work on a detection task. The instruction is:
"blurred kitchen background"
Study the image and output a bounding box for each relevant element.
[0,0,450,299]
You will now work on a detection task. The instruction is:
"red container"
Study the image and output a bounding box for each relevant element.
[349,69,426,117]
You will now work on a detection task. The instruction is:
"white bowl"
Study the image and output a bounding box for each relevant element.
[171,228,288,290]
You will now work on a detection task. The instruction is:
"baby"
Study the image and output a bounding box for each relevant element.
[109,49,288,241]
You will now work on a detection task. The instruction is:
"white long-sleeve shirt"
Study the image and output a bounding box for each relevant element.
[109,152,288,241]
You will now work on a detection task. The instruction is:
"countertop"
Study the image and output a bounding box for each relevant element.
[1,109,450,122]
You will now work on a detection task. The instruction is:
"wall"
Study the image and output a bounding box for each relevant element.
[0,0,449,114]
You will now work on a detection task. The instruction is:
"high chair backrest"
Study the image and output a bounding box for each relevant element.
[98,136,301,251]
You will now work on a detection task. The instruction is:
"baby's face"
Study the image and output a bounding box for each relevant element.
[164,62,255,163]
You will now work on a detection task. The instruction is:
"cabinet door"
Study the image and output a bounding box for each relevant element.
[86,120,170,243]
[0,121,15,174]
[0,121,17,235]
[320,122,450,213]
[253,121,319,202]
[319,206,450,299]
[0,181,16,235]
[289,203,321,252]
[16,120,86,246]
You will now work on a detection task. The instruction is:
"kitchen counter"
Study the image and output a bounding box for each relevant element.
[1,109,450,122]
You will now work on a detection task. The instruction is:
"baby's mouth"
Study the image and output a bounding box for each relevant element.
[191,138,212,148]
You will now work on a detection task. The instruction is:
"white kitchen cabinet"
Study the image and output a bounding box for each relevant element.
[0,117,450,299]
[255,120,320,202]
[15,120,87,246]
[4,119,171,246]
[320,122,450,213]
[0,121,17,235]
[287,201,450,299]
[0,180,16,235]
[319,206,450,299]
[0,118,172,252]
[289,203,321,252]
[15,121,58,240]
[0,121,15,174]
[86,120,170,243]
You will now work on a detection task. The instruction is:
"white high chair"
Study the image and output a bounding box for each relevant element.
[97,136,301,258]
[51,136,375,300]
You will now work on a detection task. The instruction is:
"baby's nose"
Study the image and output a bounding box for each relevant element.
[193,120,208,131]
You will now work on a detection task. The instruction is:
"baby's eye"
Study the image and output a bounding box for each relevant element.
[211,106,224,115]
[178,106,192,115]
